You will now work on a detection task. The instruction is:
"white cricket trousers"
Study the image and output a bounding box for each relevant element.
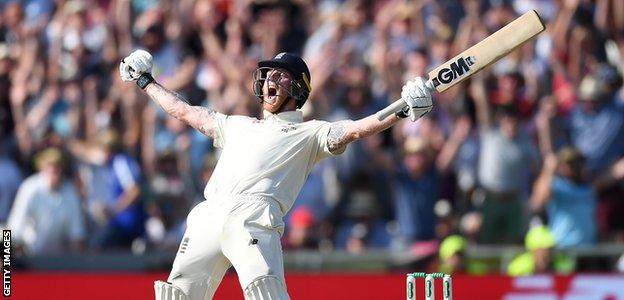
[167,196,287,299]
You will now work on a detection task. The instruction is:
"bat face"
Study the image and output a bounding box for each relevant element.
[427,10,545,93]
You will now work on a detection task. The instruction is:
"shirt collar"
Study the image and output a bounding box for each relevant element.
[262,110,303,123]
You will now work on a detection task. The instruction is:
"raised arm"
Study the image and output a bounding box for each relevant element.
[468,75,492,132]
[328,77,433,152]
[529,153,557,212]
[119,50,217,138]
[530,102,557,212]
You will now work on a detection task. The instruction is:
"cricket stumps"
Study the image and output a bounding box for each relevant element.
[406,272,452,300]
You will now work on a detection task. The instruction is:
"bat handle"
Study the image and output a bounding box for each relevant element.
[375,79,435,121]
[375,99,406,121]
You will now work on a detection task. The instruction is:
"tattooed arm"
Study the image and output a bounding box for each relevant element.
[327,114,401,153]
[327,76,434,153]
[143,82,217,137]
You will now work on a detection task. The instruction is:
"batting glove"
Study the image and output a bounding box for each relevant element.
[119,49,153,82]
[400,77,433,122]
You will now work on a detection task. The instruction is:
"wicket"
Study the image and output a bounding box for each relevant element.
[406,272,452,300]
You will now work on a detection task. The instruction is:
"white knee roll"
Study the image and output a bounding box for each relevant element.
[244,276,290,300]
[155,280,188,300]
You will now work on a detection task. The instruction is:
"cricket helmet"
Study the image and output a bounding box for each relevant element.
[253,52,312,109]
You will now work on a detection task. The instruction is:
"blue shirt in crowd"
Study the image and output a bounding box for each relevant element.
[393,166,438,242]
[569,95,624,172]
[547,176,597,248]
[107,153,145,236]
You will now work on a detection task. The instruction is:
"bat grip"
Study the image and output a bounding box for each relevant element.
[375,80,435,121]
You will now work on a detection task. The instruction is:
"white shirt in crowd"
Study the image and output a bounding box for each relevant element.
[478,128,539,193]
[202,110,343,213]
[7,173,85,255]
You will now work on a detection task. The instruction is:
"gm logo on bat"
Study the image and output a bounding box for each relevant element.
[432,56,476,87]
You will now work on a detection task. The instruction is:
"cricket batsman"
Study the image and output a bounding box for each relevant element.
[119,50,432,300]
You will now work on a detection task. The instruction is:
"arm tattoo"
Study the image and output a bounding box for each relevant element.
[145,82,217,137]
[188,106,217,136]
[327,114,400,152]
[148,83,190,117]
[327,120,353,152]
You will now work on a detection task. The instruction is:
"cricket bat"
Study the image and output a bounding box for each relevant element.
[376,10,545,121]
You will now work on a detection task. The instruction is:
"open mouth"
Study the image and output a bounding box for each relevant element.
[268,87,277,97]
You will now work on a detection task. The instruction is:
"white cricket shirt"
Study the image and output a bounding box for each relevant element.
[202,110,343,213]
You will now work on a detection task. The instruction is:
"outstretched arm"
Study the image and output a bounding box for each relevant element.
[120,50,218,138]
[143,82,217,137]
[327,115,400,153]
[328,77,433,152]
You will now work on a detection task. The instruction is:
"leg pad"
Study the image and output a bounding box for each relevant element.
[243,276,290,300]
[154,280,188,300]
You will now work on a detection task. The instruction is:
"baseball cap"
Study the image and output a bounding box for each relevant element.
[258,52,312,93]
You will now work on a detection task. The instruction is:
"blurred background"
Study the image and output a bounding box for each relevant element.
[1,0,624,298]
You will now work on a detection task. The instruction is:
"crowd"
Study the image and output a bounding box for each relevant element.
[1,0,623,274]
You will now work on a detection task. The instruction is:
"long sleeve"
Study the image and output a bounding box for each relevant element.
[7,178,36,243]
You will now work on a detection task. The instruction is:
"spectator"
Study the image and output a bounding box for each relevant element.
[530,147,597,248]
[144,152,192,250]
[7,147,85,255]
[69,129,145,250]
[1,2,26,47]
[284,206,318,250]
[570,71,624,239]
[438,235,466,274]
[507,225,574,276]
[439,115,476,213]
[287,159,338,230]
[569,72,624,173]
[334,172,392,253]
[593,156,624,240]
[471,77,539,244]
[391,125,467,248]
[392,137,439,246]
[438,233,489,275]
